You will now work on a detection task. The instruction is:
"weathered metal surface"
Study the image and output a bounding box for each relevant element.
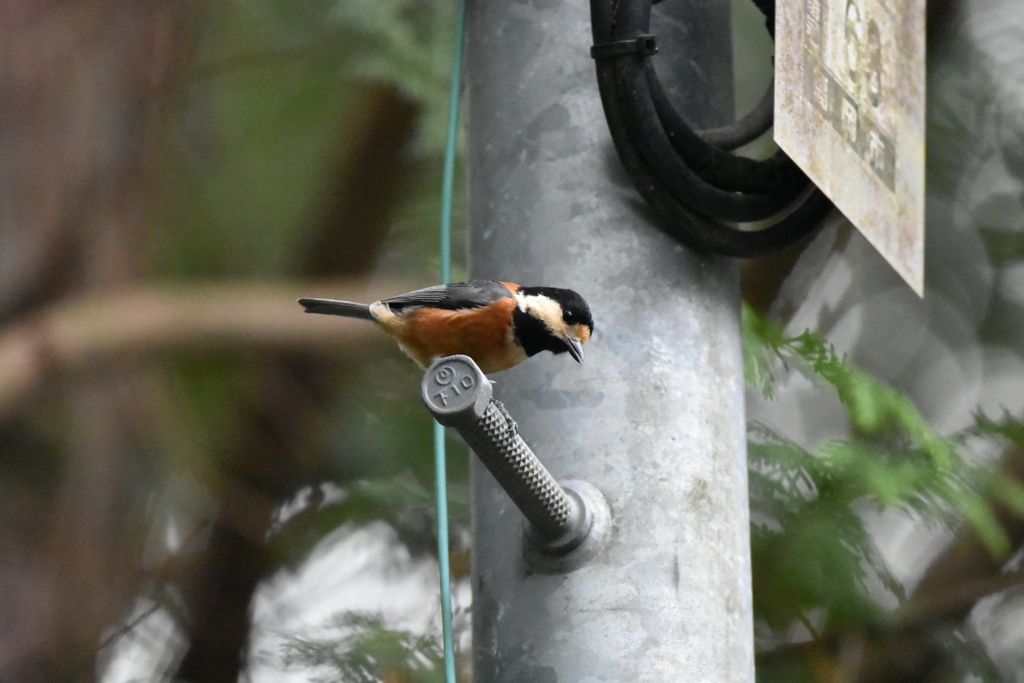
[463,0,754,681]
[776,0,926,295]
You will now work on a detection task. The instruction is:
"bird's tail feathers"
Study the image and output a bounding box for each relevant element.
[298,298,374,320]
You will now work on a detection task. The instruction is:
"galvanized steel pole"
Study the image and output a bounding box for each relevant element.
[464,0,754,681]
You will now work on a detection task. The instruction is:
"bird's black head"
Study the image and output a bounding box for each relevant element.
[511,287,594,363]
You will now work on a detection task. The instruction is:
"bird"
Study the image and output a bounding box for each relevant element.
[298,280,594,375]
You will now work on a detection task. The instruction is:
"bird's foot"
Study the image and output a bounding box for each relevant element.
[492,399,519,439]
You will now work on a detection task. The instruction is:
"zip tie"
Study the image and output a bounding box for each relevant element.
[590,34,658,59]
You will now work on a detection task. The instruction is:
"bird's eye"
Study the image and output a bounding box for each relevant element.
[563,310,575,323]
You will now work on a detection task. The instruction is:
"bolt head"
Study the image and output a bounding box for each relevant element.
[420,355,492,426]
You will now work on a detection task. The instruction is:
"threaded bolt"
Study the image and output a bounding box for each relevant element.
[421,355,592,550]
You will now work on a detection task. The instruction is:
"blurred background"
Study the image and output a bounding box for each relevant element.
[2,0,1024,681]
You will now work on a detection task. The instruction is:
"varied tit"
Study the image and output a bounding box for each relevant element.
[298,280,594,375]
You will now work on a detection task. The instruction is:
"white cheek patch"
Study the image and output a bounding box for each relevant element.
[514,292,569,338]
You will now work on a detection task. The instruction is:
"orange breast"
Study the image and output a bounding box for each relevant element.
[388,298,526,374]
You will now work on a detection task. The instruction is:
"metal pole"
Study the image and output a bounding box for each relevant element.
[464,0,753,682]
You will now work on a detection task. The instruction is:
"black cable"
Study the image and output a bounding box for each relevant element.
[697,81,774,152]
[590,0,832,256]
[645,64,804,196]
[613,57,795,222]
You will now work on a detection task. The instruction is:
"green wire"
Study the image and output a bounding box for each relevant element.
[433,421,455,683]
[439,0,463,288]
[435,0,465,680]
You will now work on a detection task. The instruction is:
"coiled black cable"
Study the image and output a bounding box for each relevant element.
[590,0,832,257]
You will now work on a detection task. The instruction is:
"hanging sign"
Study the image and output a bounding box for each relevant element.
[775,0,926,295]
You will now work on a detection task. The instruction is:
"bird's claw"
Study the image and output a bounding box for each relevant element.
[492,399,519,439]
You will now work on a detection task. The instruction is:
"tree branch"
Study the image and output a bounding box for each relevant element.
[0,278,420,416]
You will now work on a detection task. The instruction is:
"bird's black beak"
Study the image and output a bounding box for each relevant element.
[564,336,584,363]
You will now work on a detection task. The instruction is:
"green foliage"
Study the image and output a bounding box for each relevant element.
[744,303,958,467]
[748,427,895,632]
[741,303,786,398]
[150,0,462,279]
[742,304,1019,639]
[968,412,1024,518]
[328,0,458,151]
[132,4,472,679]
[281,612,445,683]
[154,9,359,277]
